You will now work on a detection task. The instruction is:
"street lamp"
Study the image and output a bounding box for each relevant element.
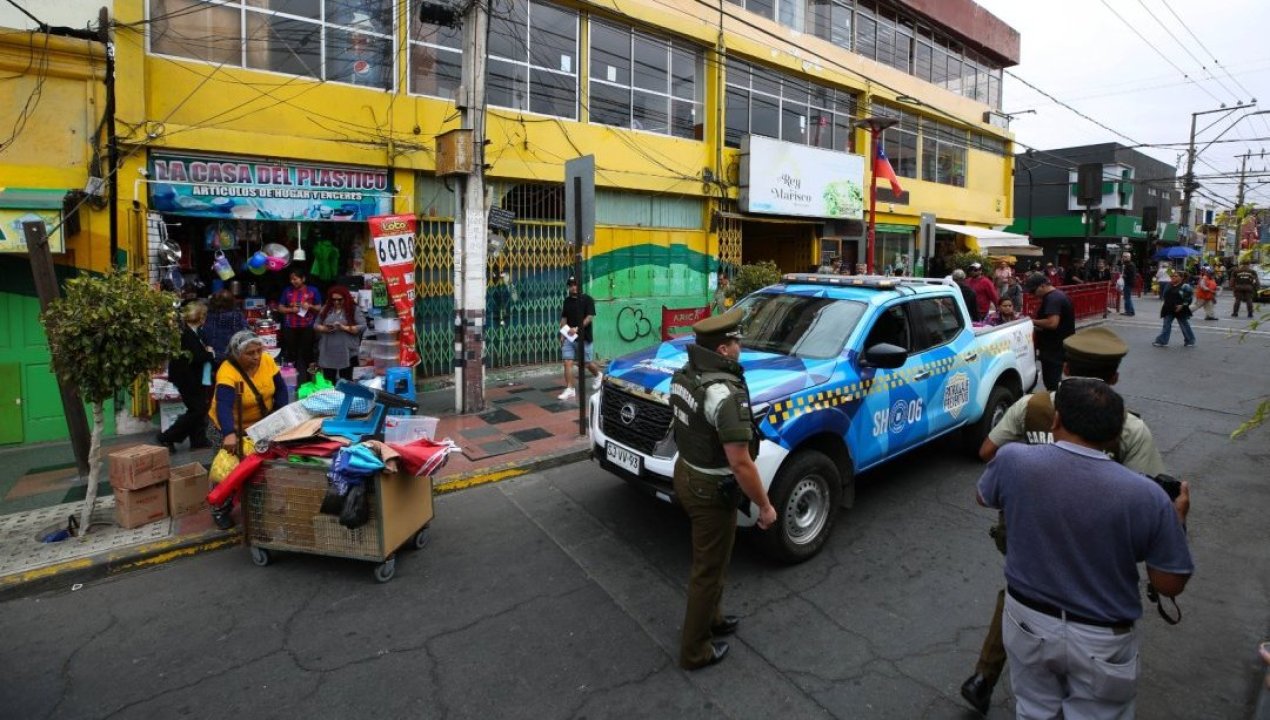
[855,116,898,274]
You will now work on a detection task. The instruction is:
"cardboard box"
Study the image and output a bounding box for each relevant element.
[168,462,209,518]
[109,444,171,491]
[115,483,169,529]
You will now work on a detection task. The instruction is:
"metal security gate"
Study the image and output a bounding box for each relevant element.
[411,182,572,377]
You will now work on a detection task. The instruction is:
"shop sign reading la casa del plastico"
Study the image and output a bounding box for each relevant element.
[147,152,394,222]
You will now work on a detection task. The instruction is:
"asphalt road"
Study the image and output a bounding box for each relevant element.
[2,307,1267,720]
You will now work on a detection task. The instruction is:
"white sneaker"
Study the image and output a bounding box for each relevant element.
[591,372,604,391]
[557,387,577,401]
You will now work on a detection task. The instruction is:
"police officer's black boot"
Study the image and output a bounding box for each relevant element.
[960,673,994,715]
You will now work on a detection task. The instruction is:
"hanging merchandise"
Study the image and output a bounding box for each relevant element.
[205,222,237,250]
[263,242,292,272]
[310,239,340,280]
[212,250,235,281]
[246,250,269,276]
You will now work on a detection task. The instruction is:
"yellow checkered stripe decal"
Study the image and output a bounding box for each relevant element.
[767,339,1013,426]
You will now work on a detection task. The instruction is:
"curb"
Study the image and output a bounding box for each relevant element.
[0,442,595,601]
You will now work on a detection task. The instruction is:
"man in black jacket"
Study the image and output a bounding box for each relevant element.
[1119,252,1138,316]
[952,269,979,321]
[158,301,215,452]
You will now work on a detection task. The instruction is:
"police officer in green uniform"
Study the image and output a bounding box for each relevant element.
[959,326,1168,714]
[670,307,777,670]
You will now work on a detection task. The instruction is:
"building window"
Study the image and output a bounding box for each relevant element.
[874,103,918,179]
[726,0,774,22]
[921,120,967,187]
[149,0,395,89]
[409,5,461,97]
[488,0,578,119]
[724,58,857,152]
[588,20,703,138]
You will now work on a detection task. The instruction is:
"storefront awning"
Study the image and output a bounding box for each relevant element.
[935,223,1043,256]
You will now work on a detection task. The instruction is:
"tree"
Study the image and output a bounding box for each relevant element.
[731,261,782,301]
[41,270,183,536]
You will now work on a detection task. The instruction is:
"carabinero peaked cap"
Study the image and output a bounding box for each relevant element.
[1063,326,1128,365]
[693,306,745,347]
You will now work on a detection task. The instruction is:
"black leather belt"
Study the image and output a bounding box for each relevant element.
[1007,587,1133,631]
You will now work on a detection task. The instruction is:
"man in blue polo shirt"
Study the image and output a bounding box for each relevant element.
[977,378,1192,719]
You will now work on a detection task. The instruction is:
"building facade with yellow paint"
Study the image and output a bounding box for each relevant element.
[0,0,1017,444]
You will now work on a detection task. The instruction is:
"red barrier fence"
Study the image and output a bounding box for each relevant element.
[1022,281,1113,321]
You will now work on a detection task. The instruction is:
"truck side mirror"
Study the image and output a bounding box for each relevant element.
[862,343,907,369]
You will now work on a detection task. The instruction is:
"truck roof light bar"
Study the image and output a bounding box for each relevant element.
[780,274,952,290]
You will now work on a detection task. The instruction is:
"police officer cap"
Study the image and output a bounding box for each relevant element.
[693,307,745,346]
[1063,326,1128,365]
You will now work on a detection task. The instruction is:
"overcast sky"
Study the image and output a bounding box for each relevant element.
[977,0,1270,208]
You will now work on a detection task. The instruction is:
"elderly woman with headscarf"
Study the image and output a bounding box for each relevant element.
[157,300,214,453]
[207,330,289,528]
[209,330,289,451]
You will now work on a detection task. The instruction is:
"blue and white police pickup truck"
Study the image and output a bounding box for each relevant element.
[589,274,1039,563]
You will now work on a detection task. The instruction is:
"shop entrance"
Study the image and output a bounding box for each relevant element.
[741,219,818,274]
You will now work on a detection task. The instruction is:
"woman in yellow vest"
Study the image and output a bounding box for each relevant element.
[209,330,289,452]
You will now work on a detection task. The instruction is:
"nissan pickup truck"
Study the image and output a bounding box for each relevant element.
[589,274,1039,563]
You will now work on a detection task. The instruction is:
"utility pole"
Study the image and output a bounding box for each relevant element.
[1179,103,1268,244]
[1231,150,1261,256]
[453,0,489,413]
[99,7,119,269]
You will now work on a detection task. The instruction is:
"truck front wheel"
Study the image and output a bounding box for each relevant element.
[757,450,842,564]
[962,384,1019,456]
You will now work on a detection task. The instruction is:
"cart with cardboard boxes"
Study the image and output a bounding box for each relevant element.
[243,461,434,583]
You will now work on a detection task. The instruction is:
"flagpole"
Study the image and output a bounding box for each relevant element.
[855,116,898,275]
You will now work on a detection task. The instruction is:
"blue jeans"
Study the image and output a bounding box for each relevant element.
[1123,288,1135,315]
[1155,315,1195,346]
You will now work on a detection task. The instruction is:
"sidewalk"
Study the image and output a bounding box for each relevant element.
[0,366,595,599]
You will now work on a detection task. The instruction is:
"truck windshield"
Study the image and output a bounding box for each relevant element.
[734,294,866,359]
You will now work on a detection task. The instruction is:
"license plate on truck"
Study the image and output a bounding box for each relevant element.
[606,442,642,475]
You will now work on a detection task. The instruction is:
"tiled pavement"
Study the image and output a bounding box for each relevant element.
[0,366,596,594]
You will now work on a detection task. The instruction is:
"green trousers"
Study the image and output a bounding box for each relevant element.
[673,460,737,669]
[975,588,1008,683]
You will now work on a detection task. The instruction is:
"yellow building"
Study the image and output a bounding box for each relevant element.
[1,0,1017,443]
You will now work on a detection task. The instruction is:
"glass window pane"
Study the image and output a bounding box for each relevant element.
[410,44,461,97]
[411,20,461,49]
[752,93,779,138]
[809,84,832,110]
[915,40,932,82]
[808,0,831,41]
[726,59,750,89]
[151,0,242,65]
[246,0,320,21]
[590,22,630,86]
[782,102,807,144]
[529,1,577,73]
[946,53,962,94]
[748,0,775,21]
[782,76,809,104]
[245,12,321,78]
[725,88,749,148]
[632,89,669,133]
[834,114,854,153]
[893,20,912,72]
[327,29,392,87]
[670,47,698,100]
[875,14,895,68]
[809,107,833,149]
[855,13,876,61]
[590,81,631,127]
[897,130,918,178]
[778,0,802,32]
[672,99,700,139]
[632,35,668,92]
[922,136,937,182]
[987,71,1001,110]
[750,65,780,96]
[488,58,528,110]
[831,0,852,49]
[326,0,392,31]
[488,0,528,60]
[530,68,576,118]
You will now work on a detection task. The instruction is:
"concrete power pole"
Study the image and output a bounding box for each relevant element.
[454,0,489,413]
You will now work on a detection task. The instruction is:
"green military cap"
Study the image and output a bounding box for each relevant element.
[1063,326,1128,365]
[693,306,745,346]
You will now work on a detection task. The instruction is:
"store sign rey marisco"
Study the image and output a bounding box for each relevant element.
[148,153,394,222]
[738,135,865,220]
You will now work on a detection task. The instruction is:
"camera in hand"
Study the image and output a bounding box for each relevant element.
[1152,473,1182,501]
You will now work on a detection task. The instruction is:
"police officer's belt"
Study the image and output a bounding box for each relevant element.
[682,460,731,476]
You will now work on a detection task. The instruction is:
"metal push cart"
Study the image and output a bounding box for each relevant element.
[244,461,434,582]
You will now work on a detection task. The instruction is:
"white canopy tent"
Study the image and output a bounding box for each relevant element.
[936,223,1043,256]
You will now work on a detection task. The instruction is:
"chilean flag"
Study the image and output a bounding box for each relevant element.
[875,144,904,195]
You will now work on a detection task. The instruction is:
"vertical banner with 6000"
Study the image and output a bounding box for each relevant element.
[368,213,420,367]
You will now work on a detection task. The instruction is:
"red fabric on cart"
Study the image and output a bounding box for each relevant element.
[206,452,268,506]
[386,438,453,477]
